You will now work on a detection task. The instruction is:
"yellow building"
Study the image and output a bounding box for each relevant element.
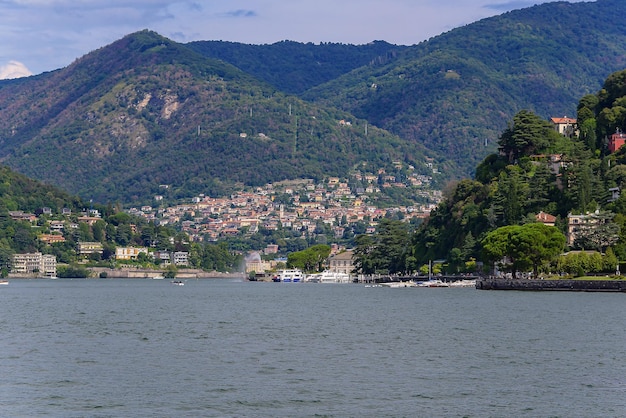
[115,247,149,260]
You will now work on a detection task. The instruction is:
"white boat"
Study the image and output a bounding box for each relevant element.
[152,274,165,280]
[307,271,352,283]
[273,269,304,283]
[381,281,418,288]
[0,280,8,285]
[171,280,184,286]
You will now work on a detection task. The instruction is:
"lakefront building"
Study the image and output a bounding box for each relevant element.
[12,253,57,277]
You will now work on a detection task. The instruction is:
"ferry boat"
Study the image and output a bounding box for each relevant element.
[305,271,352,283]
[273,269,304,283]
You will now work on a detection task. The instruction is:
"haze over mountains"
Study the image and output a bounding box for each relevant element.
[0,0,625,205]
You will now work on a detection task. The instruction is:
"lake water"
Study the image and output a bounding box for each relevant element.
[1,279,625,417]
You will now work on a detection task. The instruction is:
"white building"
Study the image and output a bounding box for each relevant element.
[12,253,57,277]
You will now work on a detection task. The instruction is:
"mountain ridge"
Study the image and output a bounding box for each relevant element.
[2,0,626,204]
[0,31,431,205]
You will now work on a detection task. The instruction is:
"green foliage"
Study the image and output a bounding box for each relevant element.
[0,31,429,206]
[555,251,608,276]
[497,110,562,163]
[481,223,565,278]
[187,40,406,95]
[6,0,626,204]
[57,265,90,278]
[353,219,411,275]
[411,93,626,271]
[302,0,626,179]
[287,244,331,273]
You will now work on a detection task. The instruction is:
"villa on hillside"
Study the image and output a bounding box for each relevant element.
[566,212,603,248]
[551,116,578,138]
[535,211,556,227]
[608,130,626,153]
[115,247,149,260]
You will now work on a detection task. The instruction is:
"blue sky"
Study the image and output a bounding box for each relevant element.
[0,0,586,78]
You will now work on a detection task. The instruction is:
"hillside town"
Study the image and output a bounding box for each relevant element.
[8,114,624,278]
[128,166,442,244]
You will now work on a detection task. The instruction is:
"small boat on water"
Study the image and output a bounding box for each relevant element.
[171,280,184,286]
[0,280,8,285]
[152,274,165,280]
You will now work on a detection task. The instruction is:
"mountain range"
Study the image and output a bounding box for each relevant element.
[0,0,625,205]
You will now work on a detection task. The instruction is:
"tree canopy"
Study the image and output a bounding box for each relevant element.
[481,223,565,278]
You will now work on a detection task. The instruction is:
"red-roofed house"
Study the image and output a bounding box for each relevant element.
[551,116,577,137]
[608,131,626,153]
[535,211,556,227]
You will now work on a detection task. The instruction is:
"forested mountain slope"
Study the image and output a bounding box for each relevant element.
[409,68,626,272]
[186,40,407,95]
[0,31,430,205]
[302,0,626,177]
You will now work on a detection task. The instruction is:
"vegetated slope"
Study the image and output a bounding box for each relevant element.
[0,165,84,214]
[302,0,626,178]
[411,67,626,267]
[186,40,408,95]
[0,31,431,205]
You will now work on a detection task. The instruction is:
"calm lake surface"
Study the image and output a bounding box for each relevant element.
[1,279,625,417]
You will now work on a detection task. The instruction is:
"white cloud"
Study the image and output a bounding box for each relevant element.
[0,61,33,80]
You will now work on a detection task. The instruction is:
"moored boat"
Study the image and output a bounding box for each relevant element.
[381,281,418,288]
[273,269,304,283]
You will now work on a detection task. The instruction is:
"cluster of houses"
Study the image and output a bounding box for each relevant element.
[7,208,190,277]
[10,247,190,277]
[129,169,442,243]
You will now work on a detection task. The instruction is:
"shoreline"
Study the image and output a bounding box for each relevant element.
[7,267,246,280]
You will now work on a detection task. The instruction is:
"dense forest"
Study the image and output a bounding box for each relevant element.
[352,68,626,277]
[186,40,407,95]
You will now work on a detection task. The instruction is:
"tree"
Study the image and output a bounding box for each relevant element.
[353,219,410,275]
[353,234,376,275]
[287,244,331,272]
[497,110,554,164]
[481,223,565,278]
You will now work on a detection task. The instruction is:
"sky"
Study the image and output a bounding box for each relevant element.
[0,0,586,79]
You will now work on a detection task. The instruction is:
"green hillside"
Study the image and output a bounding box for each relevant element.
[407,68,626,273]
[0,31,431,205]
[302,0,626,177]
[186,40,407,95]
[2,0,626,206]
